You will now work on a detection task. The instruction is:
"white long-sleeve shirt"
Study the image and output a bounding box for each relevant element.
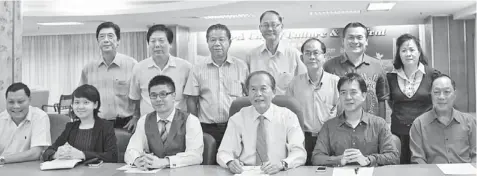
[217,104,306,169]
[124,109,204,168]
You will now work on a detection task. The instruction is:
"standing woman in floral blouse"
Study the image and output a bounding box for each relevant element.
[387,34,440,164]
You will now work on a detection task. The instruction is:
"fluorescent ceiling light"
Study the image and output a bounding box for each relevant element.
[37,22,84,26]
[202,14,255,19]
[309,10,361,15]
[367,2,396,11]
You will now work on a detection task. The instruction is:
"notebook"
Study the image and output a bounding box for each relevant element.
[40,159,82,171]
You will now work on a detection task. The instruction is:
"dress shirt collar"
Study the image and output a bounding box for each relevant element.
[260,41,285,56]
[337,110,370,127]
[424,108,463,125]
[306,70,326,86]
[391,62,426,78]
[148,55,177,69]
[98,53,122,68]
[206,55,235,67]
[156,108,176,123]
[340,53,370,65]
[252,103,277,122]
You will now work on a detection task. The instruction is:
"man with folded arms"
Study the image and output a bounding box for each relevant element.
[184,24,248,148]
[286,38,340,165]
[0,83,51,165]
[217,71,306,175]
[124,75,203,169]
[410,74,476,164]
[312,73,398,166]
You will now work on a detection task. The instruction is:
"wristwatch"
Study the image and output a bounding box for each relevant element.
[0,156,5,165]
[281,161,288,171]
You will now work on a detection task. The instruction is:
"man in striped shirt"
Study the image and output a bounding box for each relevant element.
[184,24,248,148]
[80,22,137,129]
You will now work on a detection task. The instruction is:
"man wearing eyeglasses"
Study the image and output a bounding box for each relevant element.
[217,71,306,175]
[409,74,476,164]
[184,24,248,149]
[286,38,340,165]
[79,22,138,129]
[245,10,307,95]
[124,75,204,169]
[323,22,389,119]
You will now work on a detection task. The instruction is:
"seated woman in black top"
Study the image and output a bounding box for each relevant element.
[42,84,118,162]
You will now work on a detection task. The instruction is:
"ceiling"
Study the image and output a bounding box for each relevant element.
[22,0,476,36]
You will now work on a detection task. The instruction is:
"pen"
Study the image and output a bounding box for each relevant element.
[354,167,359,175]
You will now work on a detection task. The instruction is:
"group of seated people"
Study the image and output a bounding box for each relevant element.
[0,9,475,175]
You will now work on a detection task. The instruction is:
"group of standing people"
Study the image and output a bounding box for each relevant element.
[0,9,474,175]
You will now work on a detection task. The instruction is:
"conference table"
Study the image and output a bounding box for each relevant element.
[1,162,476,176]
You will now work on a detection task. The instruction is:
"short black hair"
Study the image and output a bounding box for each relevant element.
[300,38,326,53]
[245,71,276,93]
[96,22,121,41]
[206,24,232,41]
[393,33,428,69]
[342,22,368,39]
[5,82,31,98]
[146,24,174,44]
[259,10,283,23]
[148,75,176,93]
[431,74,456,91]
[337,72,368,93]
[72,84,101,119]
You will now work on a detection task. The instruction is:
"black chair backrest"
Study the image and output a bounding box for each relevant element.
[115,129,132,163]
[202,132,217,165]
[48,114,71,142]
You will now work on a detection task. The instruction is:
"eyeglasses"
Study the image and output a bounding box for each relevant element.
[259,23,282,29]
[149,92,174,99]
[303,51,325,57]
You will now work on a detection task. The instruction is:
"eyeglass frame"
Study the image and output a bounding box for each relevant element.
[259,23,282,29]
[149,91,175,99]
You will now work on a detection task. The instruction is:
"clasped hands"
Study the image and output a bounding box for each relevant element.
[340,148,370,166]
[133,153,170,170]
[52,143,85,160]
[227,159,283,175]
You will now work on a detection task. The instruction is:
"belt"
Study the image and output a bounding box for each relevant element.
[201,123,227,128]
[304,131,319,137]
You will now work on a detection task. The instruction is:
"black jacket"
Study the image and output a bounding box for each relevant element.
[42,118,118,163]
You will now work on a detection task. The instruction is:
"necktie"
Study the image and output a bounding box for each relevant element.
[256,115,269,165]
[158,120,169,143]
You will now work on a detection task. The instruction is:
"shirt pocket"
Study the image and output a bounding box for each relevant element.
[114,78,130,96]
[276,72,294,90]
[226,80,243,97]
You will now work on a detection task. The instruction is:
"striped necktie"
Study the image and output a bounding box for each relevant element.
[256,115,269,165]
[158,119,169,143]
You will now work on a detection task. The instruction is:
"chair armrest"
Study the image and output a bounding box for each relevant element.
[42,105,58,112]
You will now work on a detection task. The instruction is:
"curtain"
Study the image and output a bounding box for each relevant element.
[22,32,147,105]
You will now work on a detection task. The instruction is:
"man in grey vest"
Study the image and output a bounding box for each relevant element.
[124,75,204,169]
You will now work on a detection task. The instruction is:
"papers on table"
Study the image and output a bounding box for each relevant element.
[234,166,269,176]
[40,159,82,171]
[437,163,476,175]
[332,167,374,176]
[116,164,161,174]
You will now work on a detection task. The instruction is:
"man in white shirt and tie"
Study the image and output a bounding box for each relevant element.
[124,75,203,169]
[217,71,306,175]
